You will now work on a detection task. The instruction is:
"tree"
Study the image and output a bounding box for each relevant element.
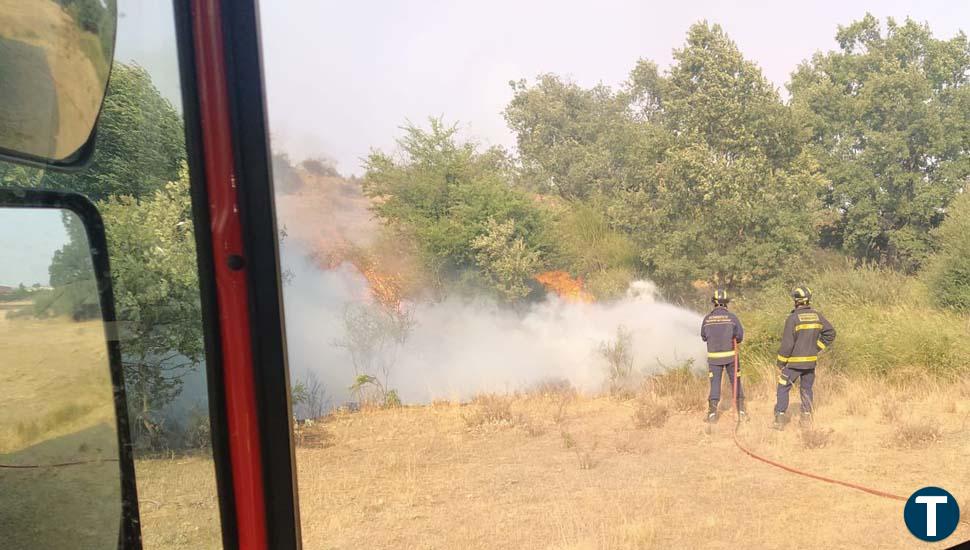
[44,63,185,201]
[790,15,970,270]
[622,23,818,290]
[503,23,819,293]
[926,191,970,311]
[630,24,802,168]
[471,218,541,301]
[505,75,667,199]
[40,212,100,320]
[363,119,549,295]
[99,165,203,447]
[272,152,304,195]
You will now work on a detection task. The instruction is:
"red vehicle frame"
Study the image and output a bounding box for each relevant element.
[176,0,301,548]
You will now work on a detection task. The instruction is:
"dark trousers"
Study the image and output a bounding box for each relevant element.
[775,367,815,414]
[708,363,744,403]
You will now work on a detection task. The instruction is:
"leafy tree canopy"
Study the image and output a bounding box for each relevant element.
[790,14,970,270]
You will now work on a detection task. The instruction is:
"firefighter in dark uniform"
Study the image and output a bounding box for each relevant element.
[701,289,746,423]
[773,286,836,429]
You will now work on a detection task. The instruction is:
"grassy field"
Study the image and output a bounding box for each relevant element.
[137,364,970,549]
[0,307,226,549]
[0,306,123,549]
[6,268,969,548]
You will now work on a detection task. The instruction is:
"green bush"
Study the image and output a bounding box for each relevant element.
[363,119,549,299]
[735,264,969,379]
[926,192,970,312]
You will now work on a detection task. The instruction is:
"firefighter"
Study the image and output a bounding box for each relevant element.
[700,288,746,423]
[773,286,836,430]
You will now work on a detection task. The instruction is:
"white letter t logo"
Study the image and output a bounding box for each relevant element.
[915,495,948,537]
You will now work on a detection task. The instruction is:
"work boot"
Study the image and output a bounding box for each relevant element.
[706,401,718,424]
[772,411,788,430]
[799,411,813,427]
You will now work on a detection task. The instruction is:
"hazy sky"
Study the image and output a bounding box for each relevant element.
[257,0,969,176]
[6,1,966,286]
[0,209,69,287]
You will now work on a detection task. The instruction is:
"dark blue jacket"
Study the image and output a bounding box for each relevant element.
[701,306,744,366]
[777,305,836,369]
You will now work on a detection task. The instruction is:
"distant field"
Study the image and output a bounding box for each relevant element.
[0,311,121,549]
[137,366,970,549]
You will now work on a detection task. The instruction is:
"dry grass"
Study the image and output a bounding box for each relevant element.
[10,315,962,550]
[0,311,224,549]
[0,312,125,549]
[135,455,223,549]
[462,394,516,429]
[639,366,707,413]
[879,398,903,424]
[892,418,943,449]
[800,426,834,449]
[135,374,970,549]
[633,397,670,429]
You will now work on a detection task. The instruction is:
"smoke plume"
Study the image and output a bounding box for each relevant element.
[276,172,707,408]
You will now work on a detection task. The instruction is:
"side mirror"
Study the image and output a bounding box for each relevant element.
[0,0,118,168]
[0,189,140,549]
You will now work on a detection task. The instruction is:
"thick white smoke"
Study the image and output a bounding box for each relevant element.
[280,241,707,407]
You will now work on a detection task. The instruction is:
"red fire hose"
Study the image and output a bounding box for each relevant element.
[730,340,906,502]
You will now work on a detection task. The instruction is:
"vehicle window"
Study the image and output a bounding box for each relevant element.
[1,208,122,550]
[260,3,970,549]
[0,1,223,549]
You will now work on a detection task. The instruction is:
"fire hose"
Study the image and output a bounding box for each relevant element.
[729,340,906,502]
[0,458,119,469]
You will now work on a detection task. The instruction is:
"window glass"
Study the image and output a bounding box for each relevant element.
[0,1,223,548]
[261,2,970,548]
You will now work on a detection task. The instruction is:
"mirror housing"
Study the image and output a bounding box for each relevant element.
[0,0,117,169]
[0,188,140,548]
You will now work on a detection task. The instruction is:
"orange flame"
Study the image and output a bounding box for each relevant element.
[534,271,594,303]
[310,237,403,311]
[360,265,403,311]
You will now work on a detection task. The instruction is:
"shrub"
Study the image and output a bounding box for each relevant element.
[736,263,970,380]
[547,202,639,298]
[462,394,515,428]
[600,326,635,395]
[586,266,636,301]
[927,192,970,312]
[528,377,576,397]
[301,157,340,178]
[633,398,669,429]
[272,153,304,194]
[800,427,833,449]
[643,363,705,412]
[893,419,943,449]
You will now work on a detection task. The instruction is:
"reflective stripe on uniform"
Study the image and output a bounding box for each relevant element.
[795,323,823,331]
[778,375,789,385]
[817,340,827,350]
[777,355,818,363]
[708,350,736,359]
